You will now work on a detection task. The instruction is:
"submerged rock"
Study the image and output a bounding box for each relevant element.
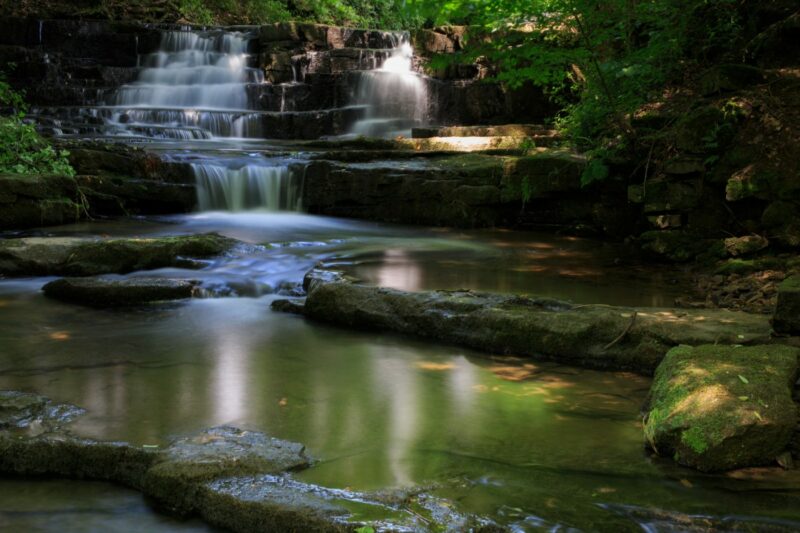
[643,344,799,471]
[144,426,310,516]
[0,233,236,277]
[0,390,498,532]
[281,272,774,374]
[774,275,800,334]
[42,277,199,307]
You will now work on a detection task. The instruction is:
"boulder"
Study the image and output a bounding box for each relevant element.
[773,275,800,334]
[0,234,236,277]
[644,344,799,471]
[724,235,769,257]
[42,277,199,307]
[699,64,766,95]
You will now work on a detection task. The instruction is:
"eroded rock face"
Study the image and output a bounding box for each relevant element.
[281,271,774,374]
[42,277,199,307]
[644,344,800,471]
[0,233,236,276]
[0,173,83,230]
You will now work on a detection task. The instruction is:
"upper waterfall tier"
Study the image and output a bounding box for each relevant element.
[114,30,260,112]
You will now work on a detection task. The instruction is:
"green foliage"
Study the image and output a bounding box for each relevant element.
[0,74,74,176]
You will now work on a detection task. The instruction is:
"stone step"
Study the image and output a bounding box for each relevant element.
[412,124,557,139]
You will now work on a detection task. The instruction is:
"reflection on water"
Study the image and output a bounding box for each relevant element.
[1,214,799,530]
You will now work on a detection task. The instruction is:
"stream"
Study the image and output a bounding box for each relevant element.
[4,24,800,533]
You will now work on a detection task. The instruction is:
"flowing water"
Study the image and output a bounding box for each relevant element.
[7,26,800,532]
[3,215,800,531]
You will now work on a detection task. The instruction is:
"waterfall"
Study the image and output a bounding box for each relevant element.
[350,41,428,138]
[193,163,305,212]
[110,29,264,138]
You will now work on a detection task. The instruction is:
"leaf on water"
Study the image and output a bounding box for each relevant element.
[738,375,749,384]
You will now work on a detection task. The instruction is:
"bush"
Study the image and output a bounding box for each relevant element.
[0,74,74,176]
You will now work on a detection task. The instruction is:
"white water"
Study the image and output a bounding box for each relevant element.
[193,163,304,212]
[350,42,428,138]
[110,30,264,139]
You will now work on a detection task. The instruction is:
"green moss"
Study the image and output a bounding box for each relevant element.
[681,427,709,454]
[779,275,800,292]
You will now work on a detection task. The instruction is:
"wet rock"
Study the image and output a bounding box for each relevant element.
[724,235,769,257]
[144,426,310,515]
[774,276,800,334]
[644,344,799,471]
[0,174,83,230]
[42,277,200,307]
[0,390,84,431]
[271,298,307,315]
[293,274,774,374]
[0,233,236,277]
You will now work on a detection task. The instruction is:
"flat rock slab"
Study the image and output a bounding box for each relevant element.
[42,277,199,307]
[644,344,800,471]
[282,273,775,374]
[0,390,496,532]
[0,233,236,276]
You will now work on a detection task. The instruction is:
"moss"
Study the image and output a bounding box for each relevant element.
[644,344,799,471]
[779,275,800,292]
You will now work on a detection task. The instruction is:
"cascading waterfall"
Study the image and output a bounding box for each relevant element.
[350,41,428,138]
[193,163,304,212]
[111,29,304,212]
[111,30,265,138]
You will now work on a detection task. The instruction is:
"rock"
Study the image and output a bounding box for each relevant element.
[292,273,774,374]
[0,390,84,430]
[773,276,800,334]
[675,106,731,154]
[0,390,494,532]
[762,201,800,248]
[699,64,766,95]
[271,298,306,315]
[644,344,799,471]
[663,157,706,175]
[748,11,800,68]
[724,235,769,257]
[143,426,310,515]
[42,277,199,307]
[412,124,555,139]
[0,234,236,277]
[0,174,83,230]
[640,230,723,263]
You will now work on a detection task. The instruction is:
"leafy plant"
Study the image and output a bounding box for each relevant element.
[0,73,75,176]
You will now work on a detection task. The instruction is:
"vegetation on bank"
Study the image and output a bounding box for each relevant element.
[0,74,74,176]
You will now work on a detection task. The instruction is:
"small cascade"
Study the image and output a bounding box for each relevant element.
[109,29,265,138]
[350,41,428,138]
[193,163,305,212]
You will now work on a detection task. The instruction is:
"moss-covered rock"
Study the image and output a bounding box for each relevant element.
[773,275,800,334]
[286,272,774,374]
[699,64,766,96]
[724,235,769,257]
[0,233,236,276]
[42,277,199,307]
[0,173,83,230]
[640,230,725,263]
[644,344,799,471]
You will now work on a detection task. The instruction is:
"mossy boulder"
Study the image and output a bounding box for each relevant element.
[699,64,766,96]
[773,275,800,335]
[640,230,724,263]
[42,277,199,307]
[0,233,236,276]
[723,235,769,257]
[644,344,800,471]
